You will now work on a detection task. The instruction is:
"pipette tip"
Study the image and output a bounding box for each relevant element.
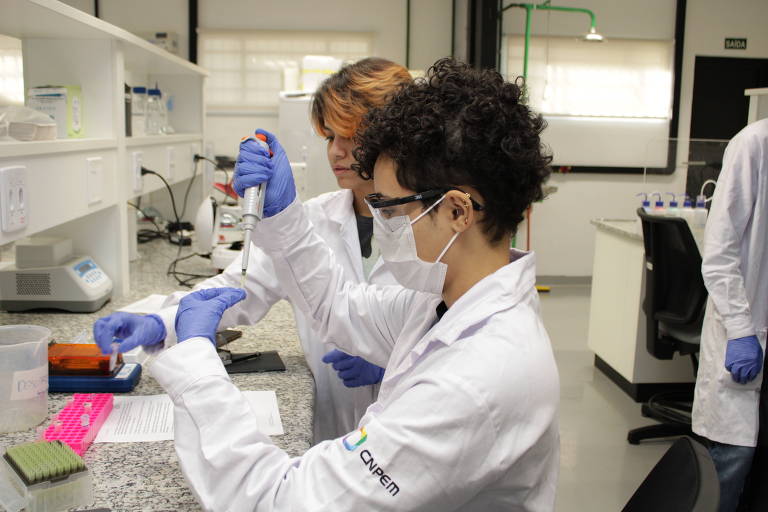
[109,341,119,370]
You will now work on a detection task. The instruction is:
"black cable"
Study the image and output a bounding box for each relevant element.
[179,158,200,220]
[141,167,181,227]
[127,201,168,243]
[166,248,216,287]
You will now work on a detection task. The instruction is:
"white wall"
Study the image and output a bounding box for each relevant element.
[202,0,407,158]
[510,0,768,276]
[502,0,674,39]
[677,0,768,151]
[59,0,189,59]
[57,0,768,278]
[410,0,453,70]
[203,0,451,157]
[58,0,453,164]
[502,0,678,276]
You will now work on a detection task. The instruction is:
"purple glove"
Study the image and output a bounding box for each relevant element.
[93,312,166,354]
[322,349,384,388]
[233,129,296,217]
[725,335,764,384]
[175,287,246,344]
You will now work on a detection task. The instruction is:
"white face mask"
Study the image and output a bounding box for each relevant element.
[371,194,459,295]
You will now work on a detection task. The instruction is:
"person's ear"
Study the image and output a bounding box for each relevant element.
[443,190,474,233]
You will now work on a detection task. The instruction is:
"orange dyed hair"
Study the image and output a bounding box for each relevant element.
[311,57,411,139]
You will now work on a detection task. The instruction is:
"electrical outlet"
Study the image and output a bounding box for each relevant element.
[0,165,28,233]
[132,151,143,193]
[85,157,103,205]
[166,146,176,181]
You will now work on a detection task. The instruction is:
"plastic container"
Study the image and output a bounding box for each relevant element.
[680,195,696,233]
[0,441,93,512]
[131,86,147,137]
[0,325,50,433]
[665,193,680,218]
[42,393,114,456]
[161,90,175,134]
[691,194,709,251]
[145,88,163,135]
[635,193,652,235]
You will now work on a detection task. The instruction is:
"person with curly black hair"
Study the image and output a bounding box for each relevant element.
[148,58,560,512]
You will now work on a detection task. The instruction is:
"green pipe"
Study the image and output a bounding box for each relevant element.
[501,1,599,80]
[535,4,596,32]
[523,4,532,79]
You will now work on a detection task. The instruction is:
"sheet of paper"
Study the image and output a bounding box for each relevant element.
[117,294,169,314]
[95,390,283,443]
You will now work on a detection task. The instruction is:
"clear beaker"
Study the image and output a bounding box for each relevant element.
[0,325,50,433]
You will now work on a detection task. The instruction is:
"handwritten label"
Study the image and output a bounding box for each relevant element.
[10,365,48,401]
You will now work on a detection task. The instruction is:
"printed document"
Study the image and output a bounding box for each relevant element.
[95,390,284,442]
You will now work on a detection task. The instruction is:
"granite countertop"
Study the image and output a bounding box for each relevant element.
[0,238,313,511]
[590,218,643,241]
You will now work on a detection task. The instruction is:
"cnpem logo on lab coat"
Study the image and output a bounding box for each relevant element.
[342,426,368,451]
[342,427,400,497]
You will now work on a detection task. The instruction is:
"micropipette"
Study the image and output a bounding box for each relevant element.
[240,133,271,288]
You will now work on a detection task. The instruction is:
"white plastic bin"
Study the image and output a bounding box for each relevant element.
[0,325,50,433]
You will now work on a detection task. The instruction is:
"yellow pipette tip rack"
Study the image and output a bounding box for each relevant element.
[0,440,93,512]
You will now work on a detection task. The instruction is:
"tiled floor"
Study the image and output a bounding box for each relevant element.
[538,284,672,511]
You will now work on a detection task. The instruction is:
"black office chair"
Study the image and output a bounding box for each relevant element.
[627,209,708,445]
[623,436,719,512]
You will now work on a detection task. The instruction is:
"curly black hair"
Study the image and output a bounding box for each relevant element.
[353,58,552,244]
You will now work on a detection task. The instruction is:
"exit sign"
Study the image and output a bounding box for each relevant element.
[725,38,747,50]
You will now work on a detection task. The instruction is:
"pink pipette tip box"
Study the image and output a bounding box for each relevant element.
[42,393,114,456]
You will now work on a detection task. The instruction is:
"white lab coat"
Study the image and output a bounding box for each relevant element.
[693,118,768,447]
[149,198,560,511]
[152,189,397,443]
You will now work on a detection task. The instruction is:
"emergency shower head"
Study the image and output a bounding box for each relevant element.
[583,27,604,42]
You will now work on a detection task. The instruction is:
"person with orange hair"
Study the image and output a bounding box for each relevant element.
[92,57,412,443]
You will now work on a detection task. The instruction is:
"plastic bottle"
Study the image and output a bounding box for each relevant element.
[636,192,651,213]
[679,194,696,231]
[131,86,147,137]
[665,192,680,218]
[636,193,651,235]
[162,90,175,134]
[691,194,708,250]
[650,192,666,215]
[145,88,163,135]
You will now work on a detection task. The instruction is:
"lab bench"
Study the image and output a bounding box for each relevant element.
[0,239,314,511]
[587,219,695,402]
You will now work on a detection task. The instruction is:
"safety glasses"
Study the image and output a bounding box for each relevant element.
[365,187,484,220]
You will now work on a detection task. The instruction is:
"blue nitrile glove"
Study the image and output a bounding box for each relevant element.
[93,312,166,354]
[725,335,764,384]
[322,349,385,388]
[175,287,246,344]
[233,129,296,217]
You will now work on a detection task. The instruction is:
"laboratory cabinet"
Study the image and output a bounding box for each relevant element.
[0,0,209,296]
[588,219,695,401]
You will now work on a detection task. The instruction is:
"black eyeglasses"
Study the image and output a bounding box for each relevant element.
[365,187,485,211]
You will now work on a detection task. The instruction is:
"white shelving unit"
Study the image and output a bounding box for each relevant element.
[0,0,210,296]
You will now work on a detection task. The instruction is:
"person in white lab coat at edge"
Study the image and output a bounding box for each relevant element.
[148,59,560,511]
[92,58,411,443]
[691,117,768,512]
